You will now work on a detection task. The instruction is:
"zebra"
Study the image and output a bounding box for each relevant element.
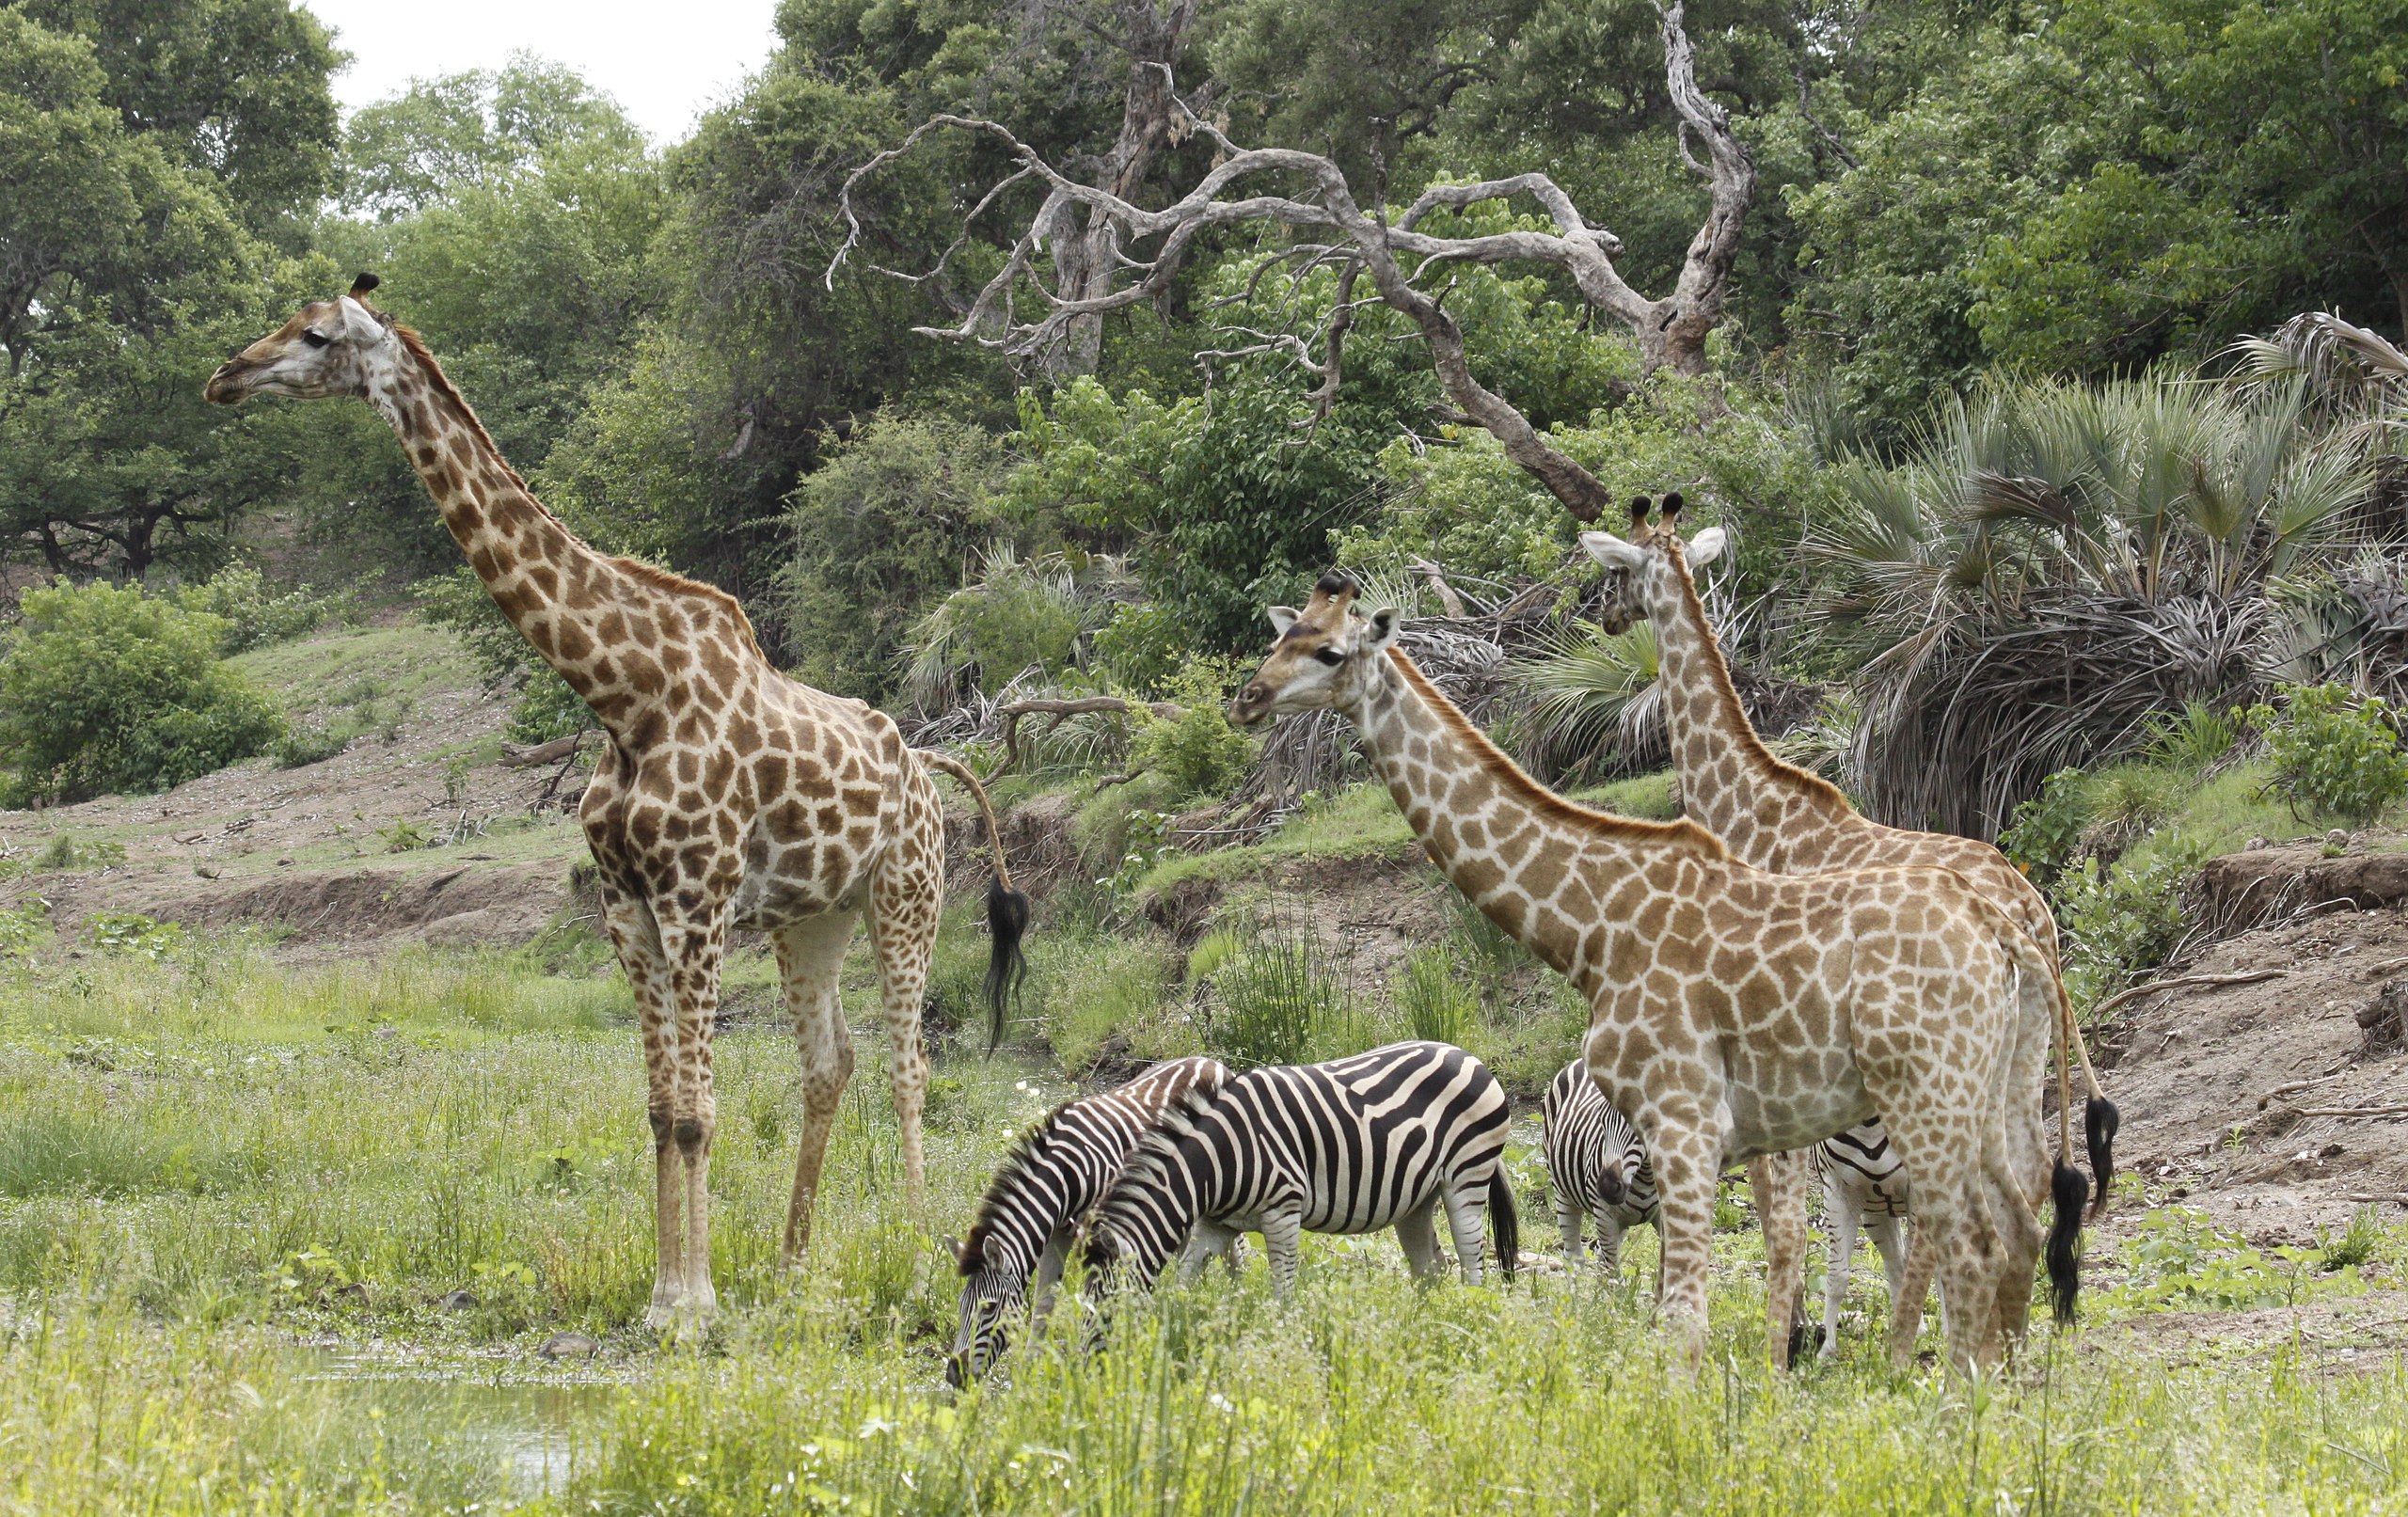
[1812,1121,1921,1360]
[1543,1060,1926,1357]
[1083,1041,1518,1296]
[948,1056,1234,1387]
[1541,1059,1658,1272]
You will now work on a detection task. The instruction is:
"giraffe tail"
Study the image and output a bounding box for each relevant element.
[2058,973,2120,1219]
[2000,930,2088,1326]
[914,749,1032,1052]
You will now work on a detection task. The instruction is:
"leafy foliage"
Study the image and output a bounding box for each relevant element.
[2248,683,2408,826]
[1129,660,1259,801]
[0,580,283,804]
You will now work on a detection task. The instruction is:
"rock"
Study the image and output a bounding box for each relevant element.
[538,1332,600,1361]
[2327,830,2352,853]
[439,1288,479,1311]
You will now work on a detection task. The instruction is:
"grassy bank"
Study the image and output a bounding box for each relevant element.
[2,919,2405,1513]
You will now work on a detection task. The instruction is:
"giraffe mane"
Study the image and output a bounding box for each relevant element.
[389,322,768,661]
[1384,647,1730,859]
[1662,543,1851,813]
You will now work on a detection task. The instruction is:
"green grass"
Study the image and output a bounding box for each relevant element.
[3,930,2406,1513]
[232,623,480,723]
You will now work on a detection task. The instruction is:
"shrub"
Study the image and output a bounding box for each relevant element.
[2249,683,2408,826]
[1999,767,2092,893]
[1130,659,1259,801]
[170,567,348,653]
[0,580,284,805]
[2142,699,2244,773]
[33,835,125,872]
[2061,832,2211,1004]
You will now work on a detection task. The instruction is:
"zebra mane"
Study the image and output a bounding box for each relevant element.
[958,1098,1083,1275]
[1085,1079,1224,1265]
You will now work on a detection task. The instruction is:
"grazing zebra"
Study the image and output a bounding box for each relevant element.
[1541,1060,1657,1272]
[1813,1122,1923,1360]
[1084,1041,1518,1295]
[948,1057,1233,1386]
[1544,1060,1929,1354]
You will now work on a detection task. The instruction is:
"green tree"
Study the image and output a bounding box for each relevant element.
[0,578,283,803]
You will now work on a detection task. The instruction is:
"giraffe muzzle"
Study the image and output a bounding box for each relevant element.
[1228,686,1272,726]
[202,360,254,404]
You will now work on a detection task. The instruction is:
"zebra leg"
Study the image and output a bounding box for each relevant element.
[1440,1180,1488,1285]
[1592,1210,1625,1277]
[1178,1222,1242,1286]
[1393,1201,1447,1281]
[1030,1229,1069,1324]
[1554,1193,1586,1267]
[1260,1209,1305,1297]
[1820,1192,1861,1361]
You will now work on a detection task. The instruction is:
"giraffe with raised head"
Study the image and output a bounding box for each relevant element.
[1580,494,2115,1352]
[1231,574,2052,1373]
[204,275,1031,1327]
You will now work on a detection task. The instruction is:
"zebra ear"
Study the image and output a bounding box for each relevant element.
[943,1234,966,1267]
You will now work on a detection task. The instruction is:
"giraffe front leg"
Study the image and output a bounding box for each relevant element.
[595,883,685,1329]
[866,853,941,1226]
[774,910,860,1262]
[1649,1132,1721,1372]
[658,910,730,1321]
[1751,1149,1811,1369]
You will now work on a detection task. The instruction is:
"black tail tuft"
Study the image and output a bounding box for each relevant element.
[2084,1096,2120,1218]
[1487,1166,1520,1283]
[2047,1161,2087,1325]
[982,874,1032,1054]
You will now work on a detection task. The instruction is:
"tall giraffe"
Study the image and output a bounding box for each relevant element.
[205,276,1030,1326]
[1581,495,2115,1350]
[1232,575,2052,1373]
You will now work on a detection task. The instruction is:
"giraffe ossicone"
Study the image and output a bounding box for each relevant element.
[1234,574,2049,1374]
[205,276,1031,1328]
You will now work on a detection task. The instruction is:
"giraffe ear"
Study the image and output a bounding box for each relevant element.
[1362,607,1400,650]
[1266,606,1300,638]
[337,295,383,344]
[1687,526,1729,568]
[1579,531,1644,572]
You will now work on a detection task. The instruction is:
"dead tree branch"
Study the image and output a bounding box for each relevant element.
[832,5,1756,522]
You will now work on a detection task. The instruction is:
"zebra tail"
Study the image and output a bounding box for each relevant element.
[1487,1166,1519,1283]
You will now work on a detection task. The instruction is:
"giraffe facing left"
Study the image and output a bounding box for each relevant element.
[205,275,1031,1327]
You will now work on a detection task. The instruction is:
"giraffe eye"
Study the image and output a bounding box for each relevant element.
[1312,648,1344,667]
[301,330,330,349]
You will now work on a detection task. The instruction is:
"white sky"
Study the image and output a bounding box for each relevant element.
[306,0,784,145]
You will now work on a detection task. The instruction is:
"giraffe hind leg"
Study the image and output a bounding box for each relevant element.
[775,909,862,1262]
[866,841,943,1224]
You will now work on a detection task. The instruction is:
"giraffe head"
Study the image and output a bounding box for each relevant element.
[1581,492,1726,634]
[203,274,396,405]
[1228,571,1399,725]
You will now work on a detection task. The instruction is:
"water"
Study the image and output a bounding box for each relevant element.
[308,1346,624,1502]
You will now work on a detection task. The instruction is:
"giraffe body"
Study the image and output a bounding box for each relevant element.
[205,277,1027,1326]
[1233,577,2045,1373]
[1582,498,2115,1358]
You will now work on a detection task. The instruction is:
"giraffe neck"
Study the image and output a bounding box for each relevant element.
[1647,556,1833,866]
[1346,646,1724,981]
[365,328,699,739]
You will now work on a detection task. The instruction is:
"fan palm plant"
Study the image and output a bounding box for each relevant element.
[1811,370,2372,836]
[1509,619,1668,782]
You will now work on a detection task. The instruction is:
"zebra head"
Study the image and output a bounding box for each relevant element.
[946,1235,1028,1388]
[1229,570,1400,727]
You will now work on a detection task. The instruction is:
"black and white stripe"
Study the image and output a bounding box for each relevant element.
[1545,1059,1921,1349]
[1085,1041,1517,1293]
[1810,1119,1917,1359]
[1541,1060,1658,1271]
[949,1056,1231,1385]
